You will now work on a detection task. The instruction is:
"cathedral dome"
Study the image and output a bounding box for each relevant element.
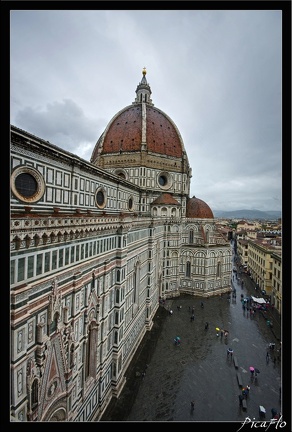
[90,68,188,170]
[91,105,183,160]
[186,196,214,219]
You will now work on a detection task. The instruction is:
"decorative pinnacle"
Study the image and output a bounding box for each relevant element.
[142,67,147,76]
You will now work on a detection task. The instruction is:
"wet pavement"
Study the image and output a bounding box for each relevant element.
[100,269,283,425]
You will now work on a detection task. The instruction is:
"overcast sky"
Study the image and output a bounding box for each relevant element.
[10,9,283,212]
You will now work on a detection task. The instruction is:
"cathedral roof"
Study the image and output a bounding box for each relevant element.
[186,196,214,219]
[90,68,185,164]
[151,193,181,206]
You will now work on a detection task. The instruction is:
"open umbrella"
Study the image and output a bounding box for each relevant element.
[249,366,255,372]
[216,327,220,331]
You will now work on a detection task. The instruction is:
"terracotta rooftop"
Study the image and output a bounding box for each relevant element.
[96,105,183,159]
[186,196,214,218]
[151,193,180,206]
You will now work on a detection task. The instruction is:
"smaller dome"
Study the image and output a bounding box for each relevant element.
[186,196,214,219]
[151,193,180,206]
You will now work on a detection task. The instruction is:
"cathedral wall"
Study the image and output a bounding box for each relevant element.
[10,127,161,422]
[10,125,232,422]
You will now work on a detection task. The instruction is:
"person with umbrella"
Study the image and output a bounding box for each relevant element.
[249,366,255,377]
[227,347,234,358]
[259,405,266,419]
[242,385,250,398]
[174,336,181,345]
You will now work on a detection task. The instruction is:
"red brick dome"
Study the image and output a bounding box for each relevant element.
[90,69,185,165]
[91,105,183,160]
[186,196,214,218]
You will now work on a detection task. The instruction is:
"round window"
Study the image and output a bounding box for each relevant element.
[157,172,172,190]
[11,166,45,203]
[95,188,106,208]
[15,173,38,197]
[158,175,167,186]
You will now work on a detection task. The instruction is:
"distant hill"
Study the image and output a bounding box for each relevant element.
[213,209,281,220]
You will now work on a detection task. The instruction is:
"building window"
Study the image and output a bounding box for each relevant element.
[11,166,45,203]
[31,378,39,408]
[95,188,107,209]
[186,261,191,277]
[157,171,172,190]
[128,196,133,210]
[189,229,194,243]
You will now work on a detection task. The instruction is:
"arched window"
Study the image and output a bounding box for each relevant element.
[91,272,95,290]
[70,344,75,368]
[206,229,210,243]
[134,263,139,304]
[186,261,191,278]
[189,229,194,243]
[216,261,222,278]
[85,321,98,380]
[31,378,38,408]
[50,312,59,334]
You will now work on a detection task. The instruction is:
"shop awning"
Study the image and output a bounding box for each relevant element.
[251,296,266,304]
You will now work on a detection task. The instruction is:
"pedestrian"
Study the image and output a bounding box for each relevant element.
[238,394,244,407]
[227,347,233,358]
[174,336,181,345]
[204,321,209,330]
[242,385,250,398]
[220,329,224,339]
[200,301,204,308]
[266,351,269,363]
[169,309,173,315]
[190,400,195,410]
[190,314,195,322]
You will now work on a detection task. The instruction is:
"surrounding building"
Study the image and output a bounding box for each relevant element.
[10,69,232,422]
[234,217,282,315]
[270,250,282,313]
[247,237,282,302]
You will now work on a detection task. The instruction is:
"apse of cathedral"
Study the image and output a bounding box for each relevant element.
[10,69,232,421]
